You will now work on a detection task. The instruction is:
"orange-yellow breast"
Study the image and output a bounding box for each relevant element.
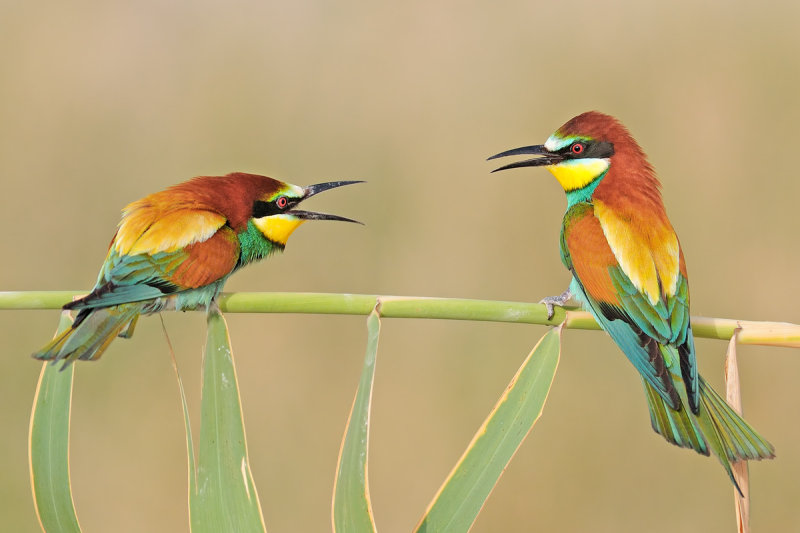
[565,210,621,304]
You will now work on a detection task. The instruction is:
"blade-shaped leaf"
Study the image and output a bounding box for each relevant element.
[332,305,380,532]
[161,315,197,531]
[416,325,562,532]
[191,309,266,533]
[29,311,83,533]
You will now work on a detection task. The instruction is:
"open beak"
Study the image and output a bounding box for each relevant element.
[487,145,564,173]
[289,180,364,223]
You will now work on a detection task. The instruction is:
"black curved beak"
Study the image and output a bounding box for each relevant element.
[291,180,364,224]
[303,180,364,198]
[487,145,564,173]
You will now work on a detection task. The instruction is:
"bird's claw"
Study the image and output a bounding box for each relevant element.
[539,289,572,320]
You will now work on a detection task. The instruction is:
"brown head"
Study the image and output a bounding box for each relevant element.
[488,111,667,217]
[115,172,362,255]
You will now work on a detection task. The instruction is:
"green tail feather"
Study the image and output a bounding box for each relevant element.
[644,377,775,495]
[32,304,143,370]
[644,381,708,455]
[695,376,775,461]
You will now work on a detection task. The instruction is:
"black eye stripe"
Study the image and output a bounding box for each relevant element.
[253,197,299,218]
[560,140,614,159]
[253,200,279,218]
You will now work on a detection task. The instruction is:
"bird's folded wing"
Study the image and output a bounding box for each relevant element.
[564,203,694,408]
[71,221,240,310]
[114,206,228,256]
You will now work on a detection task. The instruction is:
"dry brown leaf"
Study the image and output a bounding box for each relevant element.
[725,326,749,533]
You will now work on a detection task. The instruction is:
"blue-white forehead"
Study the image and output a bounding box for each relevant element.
[544,134,590,152]
[270,183,305,200]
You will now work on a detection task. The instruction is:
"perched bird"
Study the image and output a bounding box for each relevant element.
[34,172,361,368]
[489,111,773,493]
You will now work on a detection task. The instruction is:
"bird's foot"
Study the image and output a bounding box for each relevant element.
[540,289,572,320]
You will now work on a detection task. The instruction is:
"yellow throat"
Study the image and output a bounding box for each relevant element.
[547,159,610,192]
[253,214,306,245]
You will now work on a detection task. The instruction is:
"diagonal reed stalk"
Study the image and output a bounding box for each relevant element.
[3,291,798,347]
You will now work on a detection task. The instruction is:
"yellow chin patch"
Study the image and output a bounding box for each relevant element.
[253,214,306,245]
[547,158,610,192]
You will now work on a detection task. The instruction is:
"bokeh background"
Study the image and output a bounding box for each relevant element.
[2,1,799,531]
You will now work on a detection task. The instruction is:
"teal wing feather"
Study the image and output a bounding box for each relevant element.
[66,248,191,310]
[566,253,708,453]
[35,225,240,367]
[560,204,692,410]
[68,224,241,312]
[560,203,773,488]
[569,274,681,410]
[608,266,698,412]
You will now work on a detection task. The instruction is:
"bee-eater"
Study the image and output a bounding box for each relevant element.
[489,111,774,493]
[33,172,361,368]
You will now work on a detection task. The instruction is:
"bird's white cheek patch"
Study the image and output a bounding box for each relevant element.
[253,214,306,245]
[547,158,610,192]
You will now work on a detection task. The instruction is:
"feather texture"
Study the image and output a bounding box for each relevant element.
[33,173,300,366]
[536,111,774,492]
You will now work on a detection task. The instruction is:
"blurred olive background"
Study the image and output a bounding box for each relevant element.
[1,1,799,531]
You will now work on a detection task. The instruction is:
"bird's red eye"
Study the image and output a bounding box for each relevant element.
[276,196,288,209]
[571,143,585,154]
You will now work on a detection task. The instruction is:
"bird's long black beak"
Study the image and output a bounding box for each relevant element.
[303,180,364,198]
[487,145,564,173]
[291,180,364,223]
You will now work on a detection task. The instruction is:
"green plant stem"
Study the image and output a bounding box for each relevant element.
[2,291,798,347]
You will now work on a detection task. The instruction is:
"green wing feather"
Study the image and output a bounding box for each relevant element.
[34,220,240,367]
[68,248,192,310]
[560,208,689,410]
[562,203,773,493]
